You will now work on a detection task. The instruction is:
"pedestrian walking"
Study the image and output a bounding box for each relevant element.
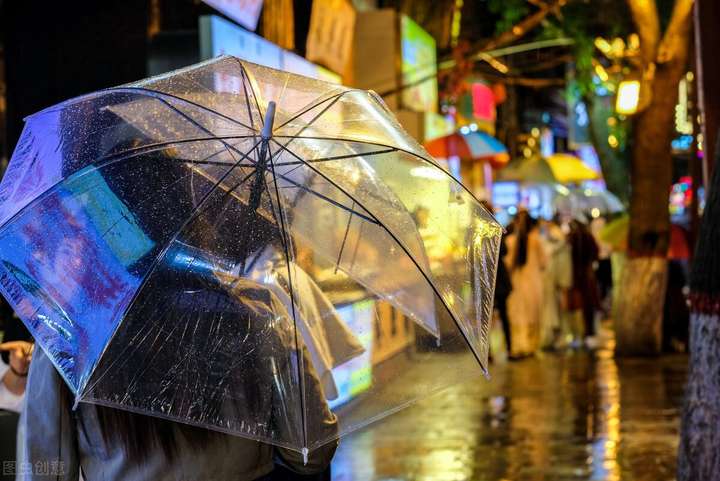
[478,201,513,357]
[539,218,572,349]
[495,233,513,356]
[566,218,600,344]
[504,210,547,357]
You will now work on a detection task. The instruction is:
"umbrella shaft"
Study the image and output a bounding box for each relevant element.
[249,140,270,211]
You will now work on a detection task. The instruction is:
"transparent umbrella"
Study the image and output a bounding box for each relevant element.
[0,56,502,456]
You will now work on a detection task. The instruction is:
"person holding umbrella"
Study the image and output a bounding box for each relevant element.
[17,154,339,480]
[566,218,601,345]
[2,56,501,481]
[16,107,337,481]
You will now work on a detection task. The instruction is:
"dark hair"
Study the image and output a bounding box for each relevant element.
[96,405,212,462]
[512,211,531,269]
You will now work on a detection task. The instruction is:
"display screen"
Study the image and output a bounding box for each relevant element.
[400,15,438,113]
[328,300,374,408]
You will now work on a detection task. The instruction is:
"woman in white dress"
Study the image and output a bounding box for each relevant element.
[504,211,547,357]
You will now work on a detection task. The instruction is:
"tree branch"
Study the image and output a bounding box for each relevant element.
[475,0,568,53]
[657,0,694,63]
[626,0,661,65]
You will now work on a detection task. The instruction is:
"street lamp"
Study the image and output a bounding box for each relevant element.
[616,80,641,115]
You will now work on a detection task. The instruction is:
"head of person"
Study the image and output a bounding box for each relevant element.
[512,209,533,269]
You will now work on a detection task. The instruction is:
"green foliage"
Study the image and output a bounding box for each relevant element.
[490,0,639,200]
[487,0,529,35]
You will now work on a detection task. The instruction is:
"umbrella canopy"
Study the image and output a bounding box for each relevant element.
[554,187,625,217]
[424,131,509,168]
[599,214,689,259]
[497,154,600,184]
[0,56,502,454]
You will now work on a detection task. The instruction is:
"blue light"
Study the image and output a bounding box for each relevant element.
[671,135,693,151]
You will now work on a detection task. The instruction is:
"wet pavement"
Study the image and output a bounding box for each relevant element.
[331,325,688,481]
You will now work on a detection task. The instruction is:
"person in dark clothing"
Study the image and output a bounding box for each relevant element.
[566,220,600,339]
[495,234,513,355]
[663,259,690,352]
[476,201,513,357]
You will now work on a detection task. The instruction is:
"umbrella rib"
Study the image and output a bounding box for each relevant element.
[110,86,258,133]
[272,147,395,182]
[282,95,344,141]
[272,147,397,169]
[100,127,376,225]
[85,158,261,396]
[79,138,263,396]
[272,135,438,165]
[236,61,266,127]
[265,142,309,454]
[153,97,249,165]
[0,136,260,236]
[335,201,355,274]
[274,90,349,131]
[269,139,489,374]
[239,67,257,131]
[267,174,378,225]
[348,219,364,271]
[84,148,261,394]
[95,136,259,168]
[271,134,501,226]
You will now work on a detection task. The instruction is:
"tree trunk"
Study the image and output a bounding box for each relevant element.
[614,257,667,354]
[615,0,693,355]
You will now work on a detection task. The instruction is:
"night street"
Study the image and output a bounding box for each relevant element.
[2,1,720,480]
[333,325,687,481]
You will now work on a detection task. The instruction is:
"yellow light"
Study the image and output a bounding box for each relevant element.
[616,80,641,115]
[523,147,532,158]
[608,134,619,148]
[594,64,609,82]
[530,127,540,137]
[478,52,509,74]
[611,37,626,56]
[594,37,613,55]
[450,0,463,47]
[607,117,617,127]
[628,33,640,51]
[527,137,536,147]
[591,208,601,218]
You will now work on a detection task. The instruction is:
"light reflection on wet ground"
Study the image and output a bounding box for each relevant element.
[331,327,687,481]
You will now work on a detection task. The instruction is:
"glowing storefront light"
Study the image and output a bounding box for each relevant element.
[615,80,641,115]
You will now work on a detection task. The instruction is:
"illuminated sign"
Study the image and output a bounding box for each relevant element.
[400,15,438,113]
[328,300,374,409]
[200,15,342,84]
[201,0,264,31]
[675,73,693,135]
[471,83,496,122]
